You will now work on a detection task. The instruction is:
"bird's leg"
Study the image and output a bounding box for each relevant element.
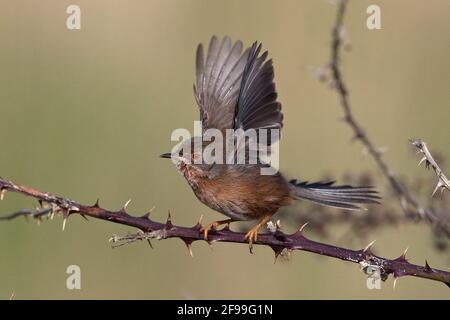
[244,215,272,252]
[201,219,235,240]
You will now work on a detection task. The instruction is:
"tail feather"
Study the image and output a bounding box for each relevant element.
[290,180,380,210]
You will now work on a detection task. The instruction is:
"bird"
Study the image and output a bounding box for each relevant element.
[160,36,379,250]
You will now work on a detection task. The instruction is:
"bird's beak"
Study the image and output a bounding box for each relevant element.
[160,152,172,159]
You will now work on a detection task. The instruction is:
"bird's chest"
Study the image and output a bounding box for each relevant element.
[185,167,290,221]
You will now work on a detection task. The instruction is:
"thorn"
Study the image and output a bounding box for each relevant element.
[401,247,409,260]
[193,215,203,231]
[0,188,5,201]
[418,156,427,166]
[271,245,285,263]
[187,243,193,257]
[402,247,409,259]
[93,198,100,208]
[197,214,204,225]
[122,199,132,212]
[291,222,309,239]
[425,260,433,273]
[165,211,173,230]
[395,247,409,262]
[181,239,194,257]
[299,222,309,232]
[273,248,291,264]
[393,277,398,290]
[62,210,69,231]
[432,182,443,197]
[80,214,89,221]
[363,240,376,254]
[9,291,14,300]
[141,206,156,219]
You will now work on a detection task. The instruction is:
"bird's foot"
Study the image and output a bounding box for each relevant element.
[244,215,271,253]
[244,228,259,252]
[201,219,234,241]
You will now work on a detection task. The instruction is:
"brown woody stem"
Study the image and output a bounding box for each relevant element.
[1,176,449,288]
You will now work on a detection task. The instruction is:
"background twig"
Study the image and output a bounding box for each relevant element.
[411,139,450,196]
[328,0,449,235]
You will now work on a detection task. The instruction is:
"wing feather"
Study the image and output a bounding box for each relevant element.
[194,37,282,141]
[194,36,248,131]
[235,42,283,145]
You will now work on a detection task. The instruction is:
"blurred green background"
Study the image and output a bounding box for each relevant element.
[0,0,449,299]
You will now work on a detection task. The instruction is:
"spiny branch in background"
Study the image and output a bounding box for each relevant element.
[312,0,450,236]
[0,176,449,288]
[411,139,450,196]
[279,171,448,251]
[280,202,410,245]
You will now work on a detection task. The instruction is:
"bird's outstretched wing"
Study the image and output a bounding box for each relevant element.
[194,36,282,141]
[235,41,283,145]
[194,36,250,131]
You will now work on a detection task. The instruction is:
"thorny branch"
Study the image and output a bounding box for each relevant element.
[411,139,450,196]
[1,176,449,287]
[328,0,450,235]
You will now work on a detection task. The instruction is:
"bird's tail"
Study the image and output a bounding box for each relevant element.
[290,180,380,210]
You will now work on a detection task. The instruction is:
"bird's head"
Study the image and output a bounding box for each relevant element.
[160,137,211,181]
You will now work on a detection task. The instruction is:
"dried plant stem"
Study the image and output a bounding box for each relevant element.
[329,0,449,235]
[1,176,449,287]
[411,139,450,196]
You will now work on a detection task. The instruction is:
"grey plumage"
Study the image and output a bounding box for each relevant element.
[194,36,283,138]
[290,180,380,210]
[194,36,250,131]
[236,41,283,142]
